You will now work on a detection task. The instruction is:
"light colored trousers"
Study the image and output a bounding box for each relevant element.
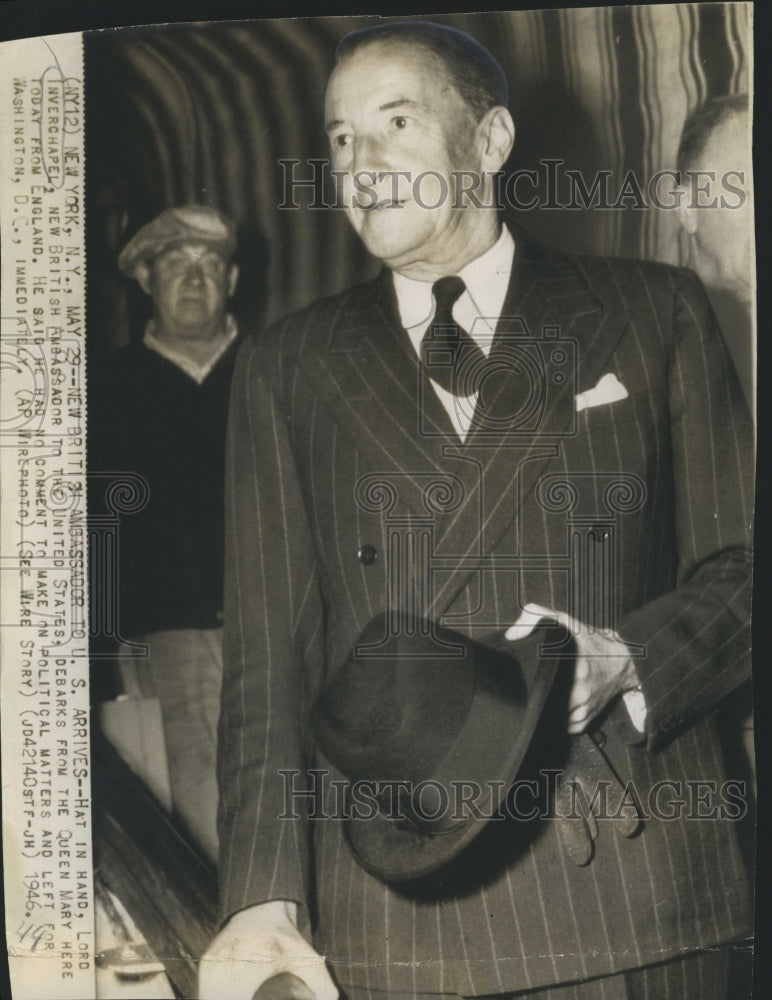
[117,627,223,863]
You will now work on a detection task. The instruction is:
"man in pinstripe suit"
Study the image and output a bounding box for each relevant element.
[199,20,753,1000]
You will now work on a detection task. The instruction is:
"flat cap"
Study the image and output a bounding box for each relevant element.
[118,204,236,278]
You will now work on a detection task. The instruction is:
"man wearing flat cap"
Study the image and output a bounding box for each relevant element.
[90,204,240,862]
[200,20,752,1000]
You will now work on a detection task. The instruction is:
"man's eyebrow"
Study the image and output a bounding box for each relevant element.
[379,99,418,111]
[324,99,418,132]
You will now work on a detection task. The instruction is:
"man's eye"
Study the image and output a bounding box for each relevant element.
[333,134,351,149]
[392,116,410,130]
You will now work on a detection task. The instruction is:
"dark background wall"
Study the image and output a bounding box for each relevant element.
[84,5,750,354]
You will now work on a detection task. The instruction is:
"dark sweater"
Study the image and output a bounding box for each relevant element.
[89,338,240,637]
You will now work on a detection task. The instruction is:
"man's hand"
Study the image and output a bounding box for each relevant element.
[198,900,339,1000]
[507,604,640,734]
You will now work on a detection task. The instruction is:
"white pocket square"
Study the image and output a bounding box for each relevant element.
[575,373,628,412]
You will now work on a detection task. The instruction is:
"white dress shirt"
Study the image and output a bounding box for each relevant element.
[393,225,515,442]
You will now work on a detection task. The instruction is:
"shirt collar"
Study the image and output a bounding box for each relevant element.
[392,224,516,339]
[143,314,238,384]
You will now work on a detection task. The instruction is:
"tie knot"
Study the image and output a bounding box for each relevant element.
[432,276,466,320]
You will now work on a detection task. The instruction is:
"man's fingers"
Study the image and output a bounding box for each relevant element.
[251,973,315,1000]
[198,942,336,1000]
[274,951,338,1000]
[294,962,338,1000]
[250,968,337,1000]
[199,956,337,1000]
[505,609,542,639]
[196,901,338,1000]
[567,661,589,709]
[199,953,270,1000]
[507,603,571,639]
[568,696,590,717]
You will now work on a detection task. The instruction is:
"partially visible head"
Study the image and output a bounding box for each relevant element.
[677,94,749,176]
[676,95,752,292]
[326,22,514,278]
[335,21,509,125]
[118,205,239,340]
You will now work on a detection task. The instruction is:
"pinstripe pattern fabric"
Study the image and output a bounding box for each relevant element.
[623,947,729,1000]
[217,230,752,995]
[339,943,730,998]
[86,5,750,331]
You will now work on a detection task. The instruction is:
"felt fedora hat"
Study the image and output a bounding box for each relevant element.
[313,612,570,883]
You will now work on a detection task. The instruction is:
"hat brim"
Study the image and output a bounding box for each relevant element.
[344,628,562,882]
[119,234,234,277]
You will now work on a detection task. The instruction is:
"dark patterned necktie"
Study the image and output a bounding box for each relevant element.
[421,276,487,396]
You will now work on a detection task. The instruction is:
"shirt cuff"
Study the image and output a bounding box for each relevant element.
[622,686,647,733]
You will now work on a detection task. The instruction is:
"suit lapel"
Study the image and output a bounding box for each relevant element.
[303,236,634,621]
[430,234,633,619]
[309,271,466,522]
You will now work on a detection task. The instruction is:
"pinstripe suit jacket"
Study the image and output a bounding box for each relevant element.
[217,233,753,996]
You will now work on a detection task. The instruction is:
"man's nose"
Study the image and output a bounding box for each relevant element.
[183,262,205,286]
[351,134,389,180]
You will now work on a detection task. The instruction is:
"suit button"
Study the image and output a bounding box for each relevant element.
[358,544,378,566]
[593,729,607,749]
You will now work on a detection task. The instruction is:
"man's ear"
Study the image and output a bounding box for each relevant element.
[135,260,153,295]
[478,106,515,172]
[676,191,698,235]
[227,263,239,298]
